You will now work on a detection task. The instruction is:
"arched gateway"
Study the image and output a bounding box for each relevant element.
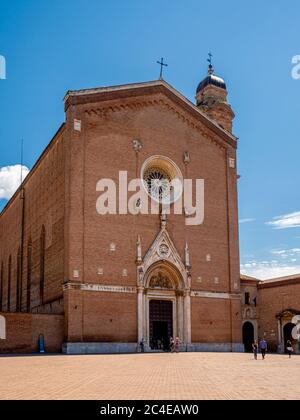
[136,216,192,351]
[242,321,254,353]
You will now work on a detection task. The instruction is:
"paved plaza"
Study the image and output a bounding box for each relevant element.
[0,352,299,400]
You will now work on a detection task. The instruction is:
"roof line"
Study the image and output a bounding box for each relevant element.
[0,123,65,218]
[241,273,300,286]
[64,79,237,143]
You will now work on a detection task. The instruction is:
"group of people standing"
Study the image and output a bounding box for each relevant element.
[252,339,294,359]
[169,336,181,353]
[252,339,268,360]
[139,336,181,352]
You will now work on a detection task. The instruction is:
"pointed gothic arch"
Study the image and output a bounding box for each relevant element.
[136,224,191,350]
[140,225,189,290]
[144,260,185,291]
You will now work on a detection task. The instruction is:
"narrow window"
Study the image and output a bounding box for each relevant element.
[0,262,3,312]
[40,227,46,305]
[16,248,21,312]
[7,256,11,311]
[245,292,250,305]
[27,241,32,312]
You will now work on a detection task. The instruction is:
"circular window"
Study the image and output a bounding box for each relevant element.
[141,156,183,204]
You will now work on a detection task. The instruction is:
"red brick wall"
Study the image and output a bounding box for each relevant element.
[0,312,64,353]
[0,126,65,314]
[64,289,137,343]
[191,297,242,343]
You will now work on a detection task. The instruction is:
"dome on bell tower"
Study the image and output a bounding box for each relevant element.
[195,55,234,133]
[196,64,227,94]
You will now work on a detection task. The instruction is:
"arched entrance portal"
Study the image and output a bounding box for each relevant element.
[283,323,295,352]
[137,261,191,351]
[243,321,254,353]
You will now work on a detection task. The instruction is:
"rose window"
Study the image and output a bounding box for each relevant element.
[141,156,183,204]
[144,166,172,202]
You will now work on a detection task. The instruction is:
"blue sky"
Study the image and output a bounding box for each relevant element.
[0,0,299,279]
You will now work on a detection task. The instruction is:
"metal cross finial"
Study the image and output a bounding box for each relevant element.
[157,57,168,80]
[207,52,214,75]
[207,52,213,66]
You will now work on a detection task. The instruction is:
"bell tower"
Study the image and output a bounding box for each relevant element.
[196,56,235,132]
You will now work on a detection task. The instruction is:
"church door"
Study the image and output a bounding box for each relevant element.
[243,321,254,353]
[149,300,173,351]
[283,323,295,352]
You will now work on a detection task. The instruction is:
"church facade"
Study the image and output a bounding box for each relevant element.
[0,67,299,354]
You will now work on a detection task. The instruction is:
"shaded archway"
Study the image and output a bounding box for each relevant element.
[243,321,254,353]
[283,323,295,352]
[149,300,173,350]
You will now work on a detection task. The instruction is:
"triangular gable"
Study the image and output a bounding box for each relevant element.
[64,80,237,148]
[141,226,187,284]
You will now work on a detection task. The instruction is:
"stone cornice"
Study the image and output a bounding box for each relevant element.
[63,282,241,300]
[191,291,241,300]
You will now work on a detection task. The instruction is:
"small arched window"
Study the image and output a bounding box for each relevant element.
[245,292,250,305]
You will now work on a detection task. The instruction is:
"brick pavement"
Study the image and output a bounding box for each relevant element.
[0,352,299,400]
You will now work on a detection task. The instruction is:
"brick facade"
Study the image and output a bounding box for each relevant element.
[4,78,295,354]
[0,125,65,316]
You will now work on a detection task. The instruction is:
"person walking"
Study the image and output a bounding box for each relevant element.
[286,340,293,358]
[252,340,258,360]
[170,337,175,353]
[140,337,145,353]
[259,338,268,360]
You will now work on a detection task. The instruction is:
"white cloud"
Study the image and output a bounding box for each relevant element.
[242,246,300,280]
[0,165,30,200]
[266,211,300,229]
[239,218,256,224]
[241,260,300,280]
[271,248,300,258]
